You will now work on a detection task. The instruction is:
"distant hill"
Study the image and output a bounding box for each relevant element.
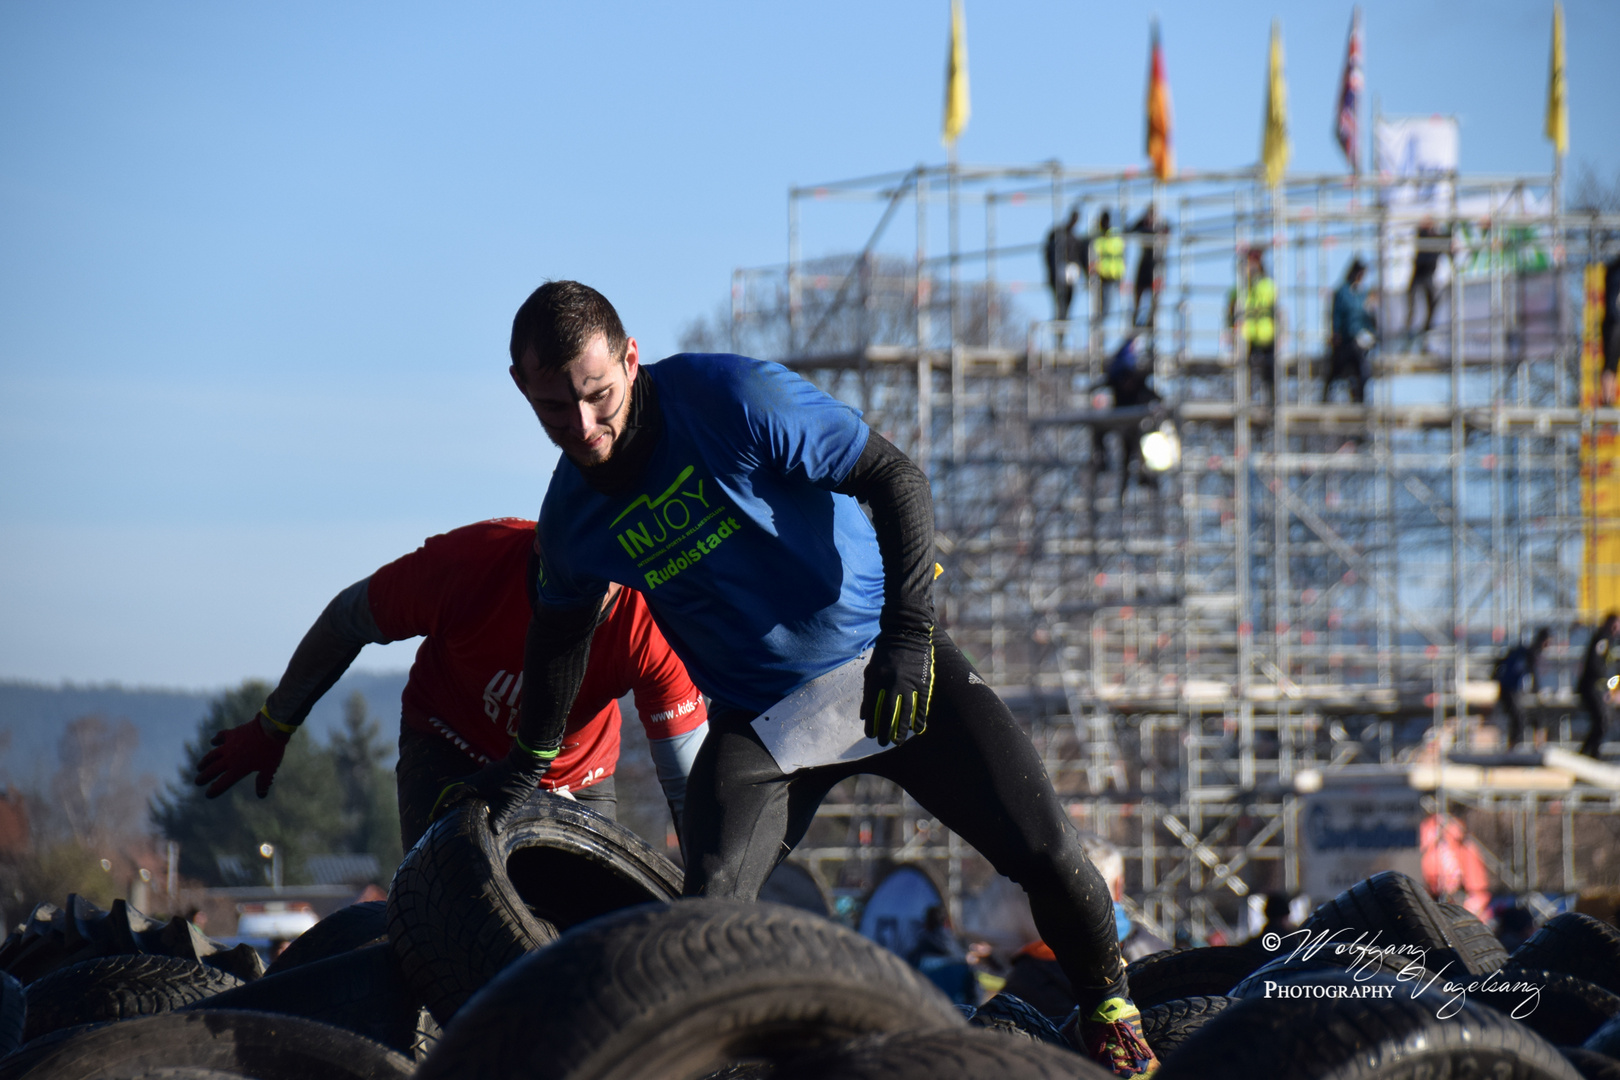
[0,673,409,789]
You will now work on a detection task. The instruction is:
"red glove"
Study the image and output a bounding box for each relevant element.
[195,710,291,799]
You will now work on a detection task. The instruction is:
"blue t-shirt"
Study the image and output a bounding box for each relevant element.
[535,353,885,712]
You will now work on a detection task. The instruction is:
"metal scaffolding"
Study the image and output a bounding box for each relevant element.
[722,160,1620,937]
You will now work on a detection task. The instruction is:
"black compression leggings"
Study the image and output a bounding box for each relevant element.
[681,631,1127,1011]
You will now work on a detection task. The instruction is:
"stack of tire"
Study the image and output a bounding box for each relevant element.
[965,871,1620,1080]
[0,798,1092,1079]
[0,799,688,1079]
[7,822,1620,1080]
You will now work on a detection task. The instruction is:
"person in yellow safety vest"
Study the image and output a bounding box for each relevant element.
[1226,247,1277,401]
[1091,209,1124,328]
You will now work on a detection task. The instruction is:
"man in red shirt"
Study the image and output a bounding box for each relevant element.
[194,517,708,849]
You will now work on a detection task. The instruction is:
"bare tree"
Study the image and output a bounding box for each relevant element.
[44,715,152,849]
[680,253,1028,362]
[1571,163,1620,215]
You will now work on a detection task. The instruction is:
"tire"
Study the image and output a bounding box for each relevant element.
[22,957,244,1042]
[414,899,965,1080]
[0,898,262,988]
[1514,914,1620,997]
[1469,963,1620,1046]
[1298,871,1469,976]
[969,993,1068,1047]
[387,797,681,1023]
[1139,995,1230,1062]
[189,944,429,1060]
[1588,1014,1620,1058]
[1439,900,1512,975]
[0,972,23,1060]
[1562,1048,1620,1080]
[1123,946,1266,1009]
[1155,992,1582,1080]
[265,903,386,976]
[772,1029,1104,1080]
[1227,939,1434,998]
[0,1010,413,1080]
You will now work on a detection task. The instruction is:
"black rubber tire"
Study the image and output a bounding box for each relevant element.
[99,1071,245,1079]
[1140,995,1230,1063]
[773,1029,1105,1080]
[1298,871,1469,976]
[0,897,262,988]
[1445,900,1516,977]
[0,971,23,1060]
[1563,1047,1620,1080]
[1439,900,1512,975]
[265,903,387,976]
[414,899,965,1080]
[22,956,244,1042]
[1155,991,1582,1080]
[1587,1014,1620,1058]
[1122,945,1266,1009]
[1514,914,1620,997]
[387,797,682,1023]
[1469,963,1620,1046]
[0,1010,413,1080]
[969,993,1068,1047]
[186,943,430,1060]
[1228,939,1434,998]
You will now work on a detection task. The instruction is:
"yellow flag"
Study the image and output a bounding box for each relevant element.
[942,0,970,148]
[1261,20,1289,188]
[1546,1,1567,156]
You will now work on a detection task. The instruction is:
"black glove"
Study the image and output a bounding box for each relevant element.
[861,626,935,747]
[430,744,555,835]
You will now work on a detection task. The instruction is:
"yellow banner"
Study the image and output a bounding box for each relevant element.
[1582,262,1618,616]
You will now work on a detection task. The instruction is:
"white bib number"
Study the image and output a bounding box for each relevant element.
[750,650,887,774]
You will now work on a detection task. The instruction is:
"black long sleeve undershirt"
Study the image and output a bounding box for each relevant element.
[834,429,937,637]
[515,599,598,754]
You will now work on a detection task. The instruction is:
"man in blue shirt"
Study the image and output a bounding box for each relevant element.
[459,281,1157,1077]
[1325,257,1375,404]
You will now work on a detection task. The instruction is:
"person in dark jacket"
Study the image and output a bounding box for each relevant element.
[1579,613,1620,758]
[1326,257,1375,404]
[1404,217,1449,346]
[1045,209,1087,347]
[1090,335,1163,507]
[1601,255,1620,407]
[1495,627,1549,750]
[1127,206,1169,329]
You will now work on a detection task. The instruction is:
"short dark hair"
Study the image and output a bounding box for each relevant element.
[1347,257,1367,280]
[509,280,628,372]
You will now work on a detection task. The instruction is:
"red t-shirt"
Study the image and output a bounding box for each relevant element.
[367,518,706,793]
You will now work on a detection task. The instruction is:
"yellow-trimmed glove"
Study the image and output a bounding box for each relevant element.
[860,626,935,747]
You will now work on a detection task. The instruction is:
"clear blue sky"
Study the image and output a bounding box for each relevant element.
[3,1,1616,688]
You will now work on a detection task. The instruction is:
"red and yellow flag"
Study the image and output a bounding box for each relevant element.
[1145,19,1174,181]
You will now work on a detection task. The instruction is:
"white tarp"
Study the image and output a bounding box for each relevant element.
[1376,116,1459,209]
